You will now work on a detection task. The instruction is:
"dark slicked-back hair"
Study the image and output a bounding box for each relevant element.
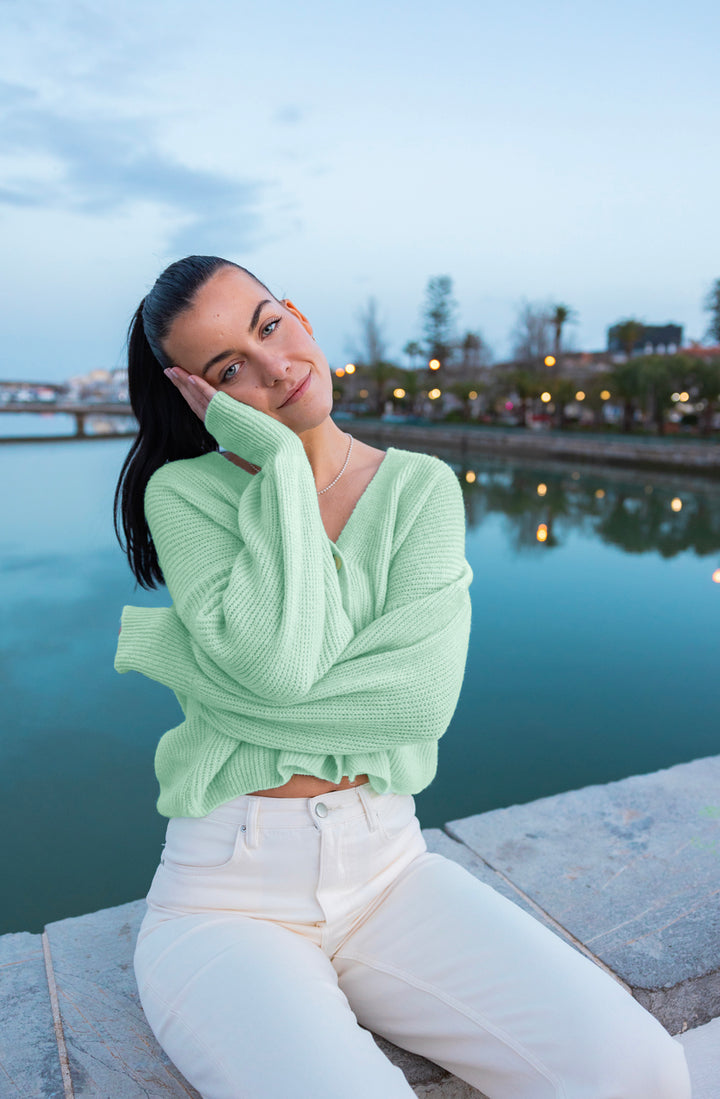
[113,255,274,589]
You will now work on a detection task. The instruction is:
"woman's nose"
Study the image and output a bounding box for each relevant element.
[255,346,293,385]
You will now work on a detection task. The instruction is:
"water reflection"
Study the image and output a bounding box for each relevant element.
[457,461,720,558]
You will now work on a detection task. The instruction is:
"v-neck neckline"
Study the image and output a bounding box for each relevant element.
[210,444,398,553]
[327,446,397,551]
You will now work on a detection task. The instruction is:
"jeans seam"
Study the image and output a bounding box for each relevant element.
[334,950,566,1098]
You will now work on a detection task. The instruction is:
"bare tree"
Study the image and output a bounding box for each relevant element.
[510,301,553,365]
[351,297,387,367]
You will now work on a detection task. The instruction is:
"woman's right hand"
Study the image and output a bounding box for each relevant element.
[164,366,217,423]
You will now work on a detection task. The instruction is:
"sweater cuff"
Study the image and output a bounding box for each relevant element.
[204,390,302,467]
[114,605,181,676]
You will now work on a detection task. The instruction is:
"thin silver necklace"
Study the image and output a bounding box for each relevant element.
[245,432,355,495]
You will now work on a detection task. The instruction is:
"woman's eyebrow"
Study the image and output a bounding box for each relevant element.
[248,299,272,333]
[201,300,273,376]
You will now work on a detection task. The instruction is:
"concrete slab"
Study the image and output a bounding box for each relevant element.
[0,927,65,1099]
[0,931,64,1099]
[423,828,595,959]
[43,899,201,1097]
[446,754,720,1033]
[677,1017,720,1099]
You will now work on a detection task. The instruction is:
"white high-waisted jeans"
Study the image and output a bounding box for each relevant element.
[133,783,690,1099]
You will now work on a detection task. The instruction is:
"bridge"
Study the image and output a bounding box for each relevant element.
[0,401,135,439]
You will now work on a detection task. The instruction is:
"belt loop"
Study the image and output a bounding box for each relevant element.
[244,798,260,848]
[357,784,380,832]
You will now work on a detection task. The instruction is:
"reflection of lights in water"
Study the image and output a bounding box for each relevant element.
[671,497,683,512]
[536,524,548,543]
[537,483,547,496]
[465,470,476,483]
[713,569,720,584]
[595,489,605,499]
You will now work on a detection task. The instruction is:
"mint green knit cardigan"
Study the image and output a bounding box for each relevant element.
[115,389,473,817]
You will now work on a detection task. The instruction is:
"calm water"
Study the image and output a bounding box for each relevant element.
[2,434,719,934]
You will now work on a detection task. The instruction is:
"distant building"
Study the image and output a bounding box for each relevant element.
[607,324,683,356]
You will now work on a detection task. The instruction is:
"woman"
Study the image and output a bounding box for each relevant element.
[114,256,690,1099]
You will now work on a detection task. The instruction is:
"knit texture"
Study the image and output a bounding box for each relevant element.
[115,389,473,817]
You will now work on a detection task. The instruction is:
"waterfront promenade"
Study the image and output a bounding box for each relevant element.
[2,754,719,1097]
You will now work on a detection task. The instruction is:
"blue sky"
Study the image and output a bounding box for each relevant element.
[2,0,719,381]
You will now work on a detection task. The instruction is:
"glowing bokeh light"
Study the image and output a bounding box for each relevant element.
[671,497,683,512]
[600,390,611,400]
[536,524,548,542]
[335,367,345,377]
[712,569,720,584]
[544,355,556,367]
[465,470,476,483]
[575,391,585,401]
[393,387,406,399]
[429,359,441,370]
[540,391,552,403]
[537,483,547,496]
[345,363,356,374]
[595,489,605,499]
[428,388,441,399]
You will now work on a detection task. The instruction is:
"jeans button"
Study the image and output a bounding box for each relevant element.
[315,802,329,818]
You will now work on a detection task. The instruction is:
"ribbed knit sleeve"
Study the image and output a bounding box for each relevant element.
[140,389,355,701]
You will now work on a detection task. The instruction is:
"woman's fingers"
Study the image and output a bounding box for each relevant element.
[164,366,215,422]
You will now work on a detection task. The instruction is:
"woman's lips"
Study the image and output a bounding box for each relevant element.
[280,371,311,407]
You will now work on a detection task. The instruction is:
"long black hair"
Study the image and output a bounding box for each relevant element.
[113,255,274,590]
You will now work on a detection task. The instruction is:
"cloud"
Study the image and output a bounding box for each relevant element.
[0,81,270,254]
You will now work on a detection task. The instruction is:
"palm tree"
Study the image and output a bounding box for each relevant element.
[403,341,423,370]
[550,304,576,360]
[613,319,645,360]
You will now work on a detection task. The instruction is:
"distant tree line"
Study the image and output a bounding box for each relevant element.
[337,276,720,433]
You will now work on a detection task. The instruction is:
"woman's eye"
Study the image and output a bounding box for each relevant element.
[222,363,239,382]
[261,318,280,337]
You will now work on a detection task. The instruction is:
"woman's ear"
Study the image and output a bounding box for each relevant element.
[282,299,314,337]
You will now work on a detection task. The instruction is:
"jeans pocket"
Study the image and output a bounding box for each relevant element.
[377,794,419,841]
[162,815,246,873]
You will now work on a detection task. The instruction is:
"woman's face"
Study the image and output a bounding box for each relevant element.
[161,265,333,426]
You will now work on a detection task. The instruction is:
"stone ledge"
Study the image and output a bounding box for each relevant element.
[3,755,718,1095]
[446,753,720,1034]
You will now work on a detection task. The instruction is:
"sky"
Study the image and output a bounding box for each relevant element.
[2,0,719,382]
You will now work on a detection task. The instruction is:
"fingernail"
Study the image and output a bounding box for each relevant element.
[188,375,197,385]
[163,368,173,378]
